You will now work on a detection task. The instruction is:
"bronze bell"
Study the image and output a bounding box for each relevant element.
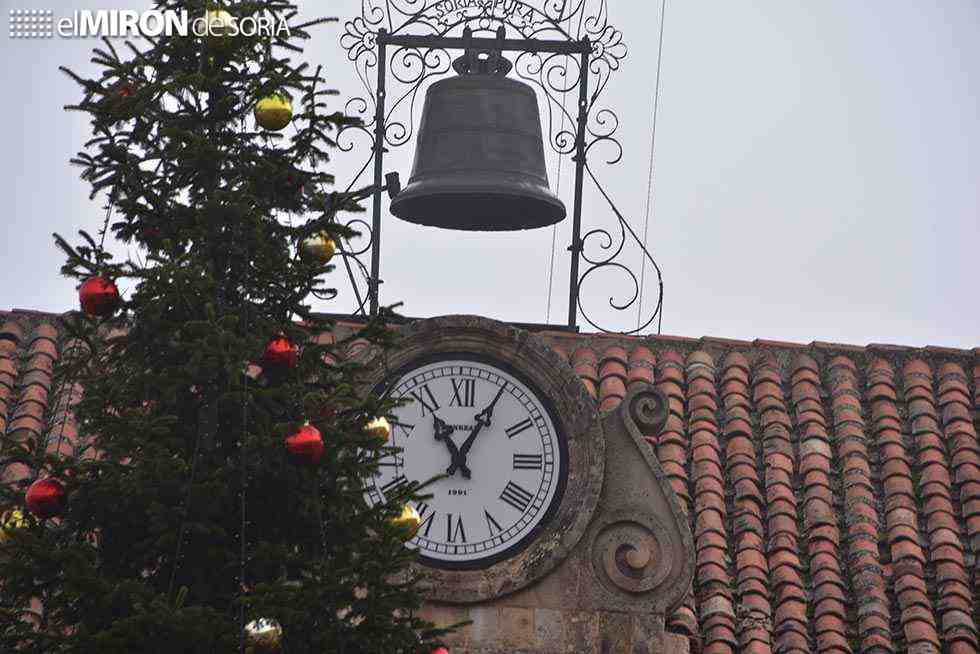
[390,34,566,231]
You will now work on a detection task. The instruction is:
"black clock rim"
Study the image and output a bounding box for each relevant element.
[371,350,571,571]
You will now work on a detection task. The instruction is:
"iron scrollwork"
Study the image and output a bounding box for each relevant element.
[337,0,664,334]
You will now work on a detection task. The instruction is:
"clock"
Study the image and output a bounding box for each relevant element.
[364,354,568,569]
[356,315,605,603]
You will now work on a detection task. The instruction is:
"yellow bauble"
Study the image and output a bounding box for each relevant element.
[202,8,236,53]
[244,618,283,654]
[364,416,391,444]
[0,509,30,543]
[254,94,293,131]
[388,503,421,542]
[300,232,336,265]
[204,8,235,36]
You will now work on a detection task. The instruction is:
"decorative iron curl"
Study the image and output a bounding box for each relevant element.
[576,164,664,335]
[313,210,377,315]
[338,217,374,257]
[584,108,622,164]
[514,50,582,157]
[383,46,452,147]
[340,1,626,164]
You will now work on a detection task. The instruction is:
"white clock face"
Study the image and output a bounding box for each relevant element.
[365,355,567,568]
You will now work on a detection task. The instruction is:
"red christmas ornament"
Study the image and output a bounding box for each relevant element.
[284,424,324,465]
[79,276,120,317]
[25,478,66,519]
[261,335,298,370]
[117,81,134,98]
[430,648,449,654]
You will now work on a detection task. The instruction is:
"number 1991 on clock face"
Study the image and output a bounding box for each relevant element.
[364,356,567,569]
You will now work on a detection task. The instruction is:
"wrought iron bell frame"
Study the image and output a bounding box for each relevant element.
[335,0,664,335]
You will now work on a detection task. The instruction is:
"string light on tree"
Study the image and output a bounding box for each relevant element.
[0,509,31,543]
[244,618,283,654]
[364,416,390,445]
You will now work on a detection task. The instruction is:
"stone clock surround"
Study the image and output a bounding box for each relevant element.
[354,315,695,653]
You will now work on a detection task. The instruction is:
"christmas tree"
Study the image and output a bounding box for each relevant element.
[0,2,451,652]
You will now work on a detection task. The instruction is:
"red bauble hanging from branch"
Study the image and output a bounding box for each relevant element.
[25,478,66,519]
[79,276,120,317]
[261,335,298,371]
[284,424,324,465]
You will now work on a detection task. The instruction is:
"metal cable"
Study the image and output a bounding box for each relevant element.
[637,0,668,333]
[545,24,573,324]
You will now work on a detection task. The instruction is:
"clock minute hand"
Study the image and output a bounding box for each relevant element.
[449,385,507,477]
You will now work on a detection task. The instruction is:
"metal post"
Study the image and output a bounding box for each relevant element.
[369,30,388,316]
[567,42,590,329]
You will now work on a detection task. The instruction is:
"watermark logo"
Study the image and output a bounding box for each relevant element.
[8,8,290,39]
[9,9,55,39]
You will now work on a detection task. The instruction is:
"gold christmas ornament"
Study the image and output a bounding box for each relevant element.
[204,8,236,38]
[254,94,293,131]
[388,503,421,542]
[300,232,336,265]
[244,618,283,654]
[364,416,391,444]
[0,509,30,543]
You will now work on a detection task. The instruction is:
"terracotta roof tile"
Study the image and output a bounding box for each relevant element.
[0,320,23,343]
[719,352,773,653]
[866,359,941,651]
[571,346,598,399]
[900,360,980,651]
[0,314,81,488]
[824,355,897,652]
[789,355,852,653]
[935,362,980,624]
[686,351,736,654]
[626,345,656,387]
[750,354,811,653]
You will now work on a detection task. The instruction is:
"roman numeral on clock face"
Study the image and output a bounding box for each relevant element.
[389,419,415,439]
[513,453,543,470]
[499,481,534,513]
[377,453,405,468]
[484,509,503,535]
[449,377,476,407]
[446,514,467,543]
[380,475,411,498]
[408,384,440,417]
[505,417,534,439]
[417,503,435,537]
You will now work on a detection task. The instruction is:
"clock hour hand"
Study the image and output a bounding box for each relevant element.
[448,384,506,477]
[434,414,470,478]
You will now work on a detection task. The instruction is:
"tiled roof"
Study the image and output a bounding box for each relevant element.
[3,308,980,653]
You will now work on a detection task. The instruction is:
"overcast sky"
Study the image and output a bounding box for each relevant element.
[1,0,977,348]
